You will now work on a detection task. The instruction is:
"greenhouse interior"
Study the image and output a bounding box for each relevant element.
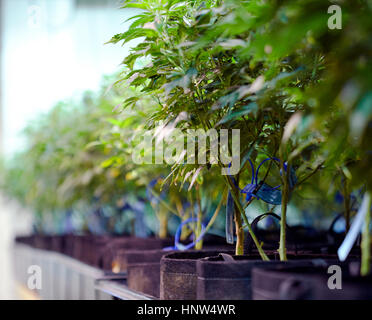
[0,0,372,302]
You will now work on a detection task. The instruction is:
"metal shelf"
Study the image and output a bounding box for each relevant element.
[95,279,154,300]
[13,243,153,300]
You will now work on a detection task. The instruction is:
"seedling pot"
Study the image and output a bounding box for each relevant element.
[50,235,65,253]
[96,237,173,271]
[123,238,233,298]
[196,251,360,300]
[15,235,35,247]
[125,249,174,298]
[196,254,285,300]
[251,262,372,300]
[160,250,234,300]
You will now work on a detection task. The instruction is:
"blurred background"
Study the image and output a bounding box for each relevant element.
[0,0,366,300]
[0,0,136,299]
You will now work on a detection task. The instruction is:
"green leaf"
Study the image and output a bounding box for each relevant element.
[217,102,258,125]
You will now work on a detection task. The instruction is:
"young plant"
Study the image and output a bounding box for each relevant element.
[109,0,269,257]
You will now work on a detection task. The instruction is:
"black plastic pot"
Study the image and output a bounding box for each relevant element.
[86,235,112,267]
[72,234,93,262]
[125,249,174,298]
[63,234,79,257]
[197,253,281,300]
[14,235,34,246]
[122,236,235,298]
[115,234,234,270]
[251,262,372,299]
[32,234,53,251]
[196,251,360,300]
[160,250,234,300]
[61,234,97,262]
[96,237,173,271]
[50,235,65,253]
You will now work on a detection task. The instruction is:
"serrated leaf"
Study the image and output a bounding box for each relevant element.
[217,102,258,125]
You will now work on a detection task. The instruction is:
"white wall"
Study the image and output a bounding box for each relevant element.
[1,0,138,155]
[0,194,33,299]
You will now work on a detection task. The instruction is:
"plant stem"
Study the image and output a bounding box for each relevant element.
[278,159,289,261]
[193,107,261,255]
[158,207,168,239]
[234,204,244,255]
[343,176,351,232]
[203,192,224,233]
[223,175,269,260]
[195,186,203,250]
[180,210,190,241]
[149,188,180,217]
[174,197,190,241]
[361,191,371,276]
[292,161,324,188]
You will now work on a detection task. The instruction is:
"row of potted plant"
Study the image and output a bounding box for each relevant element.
[8,72,361,298]
[4,0,372,300]
[107,0,372,298]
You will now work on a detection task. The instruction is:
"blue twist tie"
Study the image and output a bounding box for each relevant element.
[163,217,206,251]
[229,157,297,206]
[240,157,282,205]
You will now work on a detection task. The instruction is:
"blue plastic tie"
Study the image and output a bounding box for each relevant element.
[228,157,297,206]
[163,217,207,251]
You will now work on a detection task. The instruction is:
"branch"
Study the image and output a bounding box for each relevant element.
[293,161,324,188]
